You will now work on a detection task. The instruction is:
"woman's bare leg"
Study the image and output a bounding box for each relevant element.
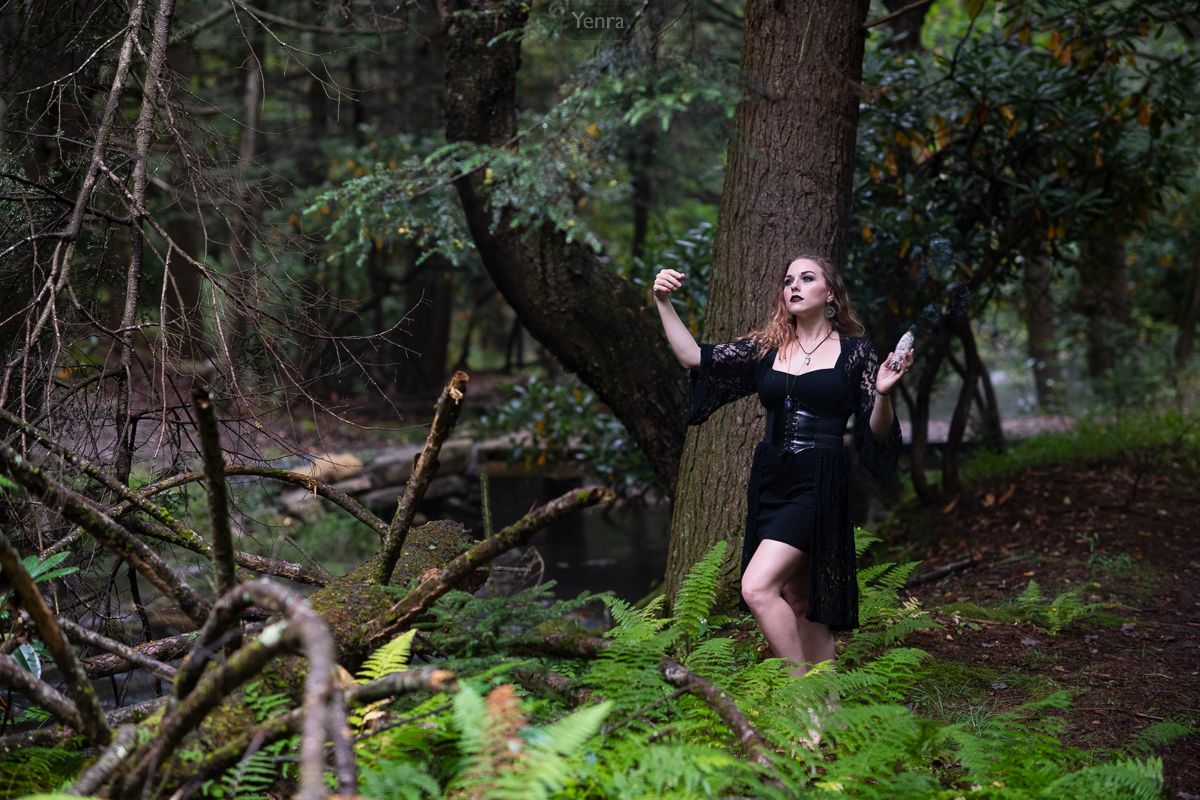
[781,561,836,671]
[742,540,812,674]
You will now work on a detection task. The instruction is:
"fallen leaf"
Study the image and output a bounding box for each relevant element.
[982,493,996,507]
[998,485,1016,505]
[943,497,959,513]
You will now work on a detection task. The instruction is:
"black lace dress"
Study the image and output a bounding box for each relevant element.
[686,336,901,631]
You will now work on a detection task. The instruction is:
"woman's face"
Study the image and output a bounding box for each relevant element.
[782,259,833,318]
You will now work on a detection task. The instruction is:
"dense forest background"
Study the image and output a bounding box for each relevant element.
[1,0,1199,798]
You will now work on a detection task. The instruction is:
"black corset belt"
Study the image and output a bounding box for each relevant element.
[765,407,846,454]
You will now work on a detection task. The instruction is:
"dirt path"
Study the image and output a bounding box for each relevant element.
[882,460,1199,796]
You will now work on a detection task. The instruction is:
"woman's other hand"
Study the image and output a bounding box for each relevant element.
[876,347,914,397]
[653,268,685,300]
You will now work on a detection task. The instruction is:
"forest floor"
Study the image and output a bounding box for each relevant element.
[877,458,1200,797]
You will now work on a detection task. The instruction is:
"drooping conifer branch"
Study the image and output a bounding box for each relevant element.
[375,370,469,585]
[193,386,237,597]
[364,485,615,647]
[0,533,110,746]
[0,439,212,626]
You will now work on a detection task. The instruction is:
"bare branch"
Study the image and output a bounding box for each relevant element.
[0,440,212,626]
[0,534,110,745]
[0,651,83,730]
[364,485,615,648]
[144,579,349,800]
[68,724,139,797]
[192,387,237,596]
[232,0,410,35]
[0,697,166,750]
[81,626,264,681]
[375,371,469,585]
[57,616,178,681]
[348,667,459,704]
[125,464,388,539]
[658,657,773,768]
[122,518,330,587]
[0,406,207,557]
[120,620,303,797]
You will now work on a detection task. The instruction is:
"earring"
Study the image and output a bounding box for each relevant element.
[825,302,836,319]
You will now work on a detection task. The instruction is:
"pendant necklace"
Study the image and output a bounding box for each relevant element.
[783,326,834,411]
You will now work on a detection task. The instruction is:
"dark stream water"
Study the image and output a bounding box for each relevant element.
[486,477,672,603]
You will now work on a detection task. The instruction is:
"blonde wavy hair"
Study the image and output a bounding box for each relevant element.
[750,253,865,357]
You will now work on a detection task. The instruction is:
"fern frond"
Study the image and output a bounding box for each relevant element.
[1044,757,1163,800]
[358,629,417,682]
[674,541,728,647]
[683,636,736,682]
[360,758,440,800]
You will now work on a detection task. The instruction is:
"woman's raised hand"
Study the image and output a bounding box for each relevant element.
[876,347,914,398]
[653,268,685,299]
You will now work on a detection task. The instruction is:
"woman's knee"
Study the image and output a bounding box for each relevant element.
[740,579,775,611]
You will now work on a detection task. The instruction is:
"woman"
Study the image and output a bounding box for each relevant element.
[654,255,912,674]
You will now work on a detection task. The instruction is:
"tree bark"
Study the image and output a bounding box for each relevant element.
[1174,243,1200,364]
[665,0,872,604]
[1023,248,1064,409]
[1078,228,1131,378]
[881,0,931,53]
[435,0,687,494]
[909,322,951,505]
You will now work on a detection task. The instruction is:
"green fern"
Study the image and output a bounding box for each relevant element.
[203,738,296,800]
[673,540,728,650]
[358,630,417,682]
[242,681,291,722]
[445,684,611,800]
[360,759,440,800]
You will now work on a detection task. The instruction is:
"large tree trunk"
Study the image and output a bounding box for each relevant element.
[1174,242,1200,365]
[1023,248,1065,410]
[1078,228,1131,378]
[435,0,687,493]
[664,0,872,605]
[881,0,931,53]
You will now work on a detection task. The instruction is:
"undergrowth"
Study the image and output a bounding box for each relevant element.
[961,410,1200,486]
[313,531,1166,799]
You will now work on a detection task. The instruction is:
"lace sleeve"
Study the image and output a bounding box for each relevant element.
[686,338,761,425]
[851,338,901,480]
